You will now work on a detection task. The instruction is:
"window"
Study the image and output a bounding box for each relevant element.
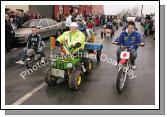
[74,8,78,14]
[47,19,57,26]
[59,5,63,15]
[22,19,40,28]
[38,19,48,28]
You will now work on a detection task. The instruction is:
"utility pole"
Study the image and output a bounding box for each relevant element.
[141,5,143,17]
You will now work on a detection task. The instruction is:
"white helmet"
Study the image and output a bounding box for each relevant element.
[70,22,78,28]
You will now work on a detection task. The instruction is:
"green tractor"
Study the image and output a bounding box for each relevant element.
[44,38,103,90]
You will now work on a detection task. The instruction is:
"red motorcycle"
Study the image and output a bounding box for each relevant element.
[113,41,145,93]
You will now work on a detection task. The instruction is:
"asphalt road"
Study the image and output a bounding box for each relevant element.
[5,22,155,105]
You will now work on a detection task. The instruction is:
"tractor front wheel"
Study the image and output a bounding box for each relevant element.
[69,70,82,90]
[44,68,57,86]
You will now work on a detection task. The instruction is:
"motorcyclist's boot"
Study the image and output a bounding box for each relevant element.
[41,57,45,63]
[82,65,86,72]
[132,65,137,70]
[16,60,24,65]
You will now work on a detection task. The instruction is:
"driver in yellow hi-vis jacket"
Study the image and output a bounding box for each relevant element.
[56,22,85,54]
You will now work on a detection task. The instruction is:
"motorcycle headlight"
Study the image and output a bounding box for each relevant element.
[67,63,73,68]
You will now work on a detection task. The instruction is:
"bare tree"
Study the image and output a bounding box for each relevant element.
[131,6,139,16]
[117,6,139,18]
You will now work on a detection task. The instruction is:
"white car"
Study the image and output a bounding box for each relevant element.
[127,17,136,22]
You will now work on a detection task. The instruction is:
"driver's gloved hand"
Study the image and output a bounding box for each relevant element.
[74,42,81,48]
[55,41,61,46]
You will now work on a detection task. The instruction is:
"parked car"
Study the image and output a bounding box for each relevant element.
[127,16,136,22]
[15,18,66,43]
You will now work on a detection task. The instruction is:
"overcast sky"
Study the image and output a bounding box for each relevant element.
[104,5,155,15]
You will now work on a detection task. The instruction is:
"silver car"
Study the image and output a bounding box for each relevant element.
[15,18,66,43]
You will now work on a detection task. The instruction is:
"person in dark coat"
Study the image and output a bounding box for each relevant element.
[5,14,15,52]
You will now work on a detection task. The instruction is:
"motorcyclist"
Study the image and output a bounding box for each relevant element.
[101,21,114,38]
[105,21,113,29]
[16,26,45,65]
[113,21,144,70]
[77,18,87,32]
[122,22,138,31]
[56,22,85,54]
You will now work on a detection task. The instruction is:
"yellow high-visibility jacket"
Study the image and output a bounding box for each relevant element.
[57,30,85,54]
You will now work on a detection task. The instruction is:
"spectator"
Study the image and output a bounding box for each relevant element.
[23,11,31,23]
[16,13,23,28]
[31,14,36,19]
[61,14,66,21]
[9,17,18,50]
[107,15,110,22]
[71,12,76,22]
[75,14,81,21]
[10,11,15,19]
[117,17,121,24]
[8,12,12,18]
[75,13,83,21]
[110,15,113,21]
[28,12,32,20]
[55,13,61,22]
[9,12,17,25]
[65,13,72,31]
[9,17,17,31]
[104,15,108,24]
[149,20,154,35]
[100,13,105,26]
[95,16,100,26]
[143,20,150,36]
[5,14,15,52]
[79,13,83,19]
[87,20,94,30]
[36,13,42,19]
[122,15,127,25]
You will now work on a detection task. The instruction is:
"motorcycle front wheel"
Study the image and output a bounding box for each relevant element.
[116,68,127,93]
[26,58,34,69]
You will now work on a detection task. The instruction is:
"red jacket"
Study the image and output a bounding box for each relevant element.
[87,23,93,29]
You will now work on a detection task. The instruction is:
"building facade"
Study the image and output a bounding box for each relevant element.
[92,5,104,15]
[5,5,54,18]
[5,5,29,15]
[5,5,104,19]
[29,5,54,18]
[54,5,92,18]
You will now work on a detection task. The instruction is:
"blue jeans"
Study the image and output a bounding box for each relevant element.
[116,47,137,65]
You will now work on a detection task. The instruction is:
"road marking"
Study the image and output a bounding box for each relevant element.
[12,82,47,105]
